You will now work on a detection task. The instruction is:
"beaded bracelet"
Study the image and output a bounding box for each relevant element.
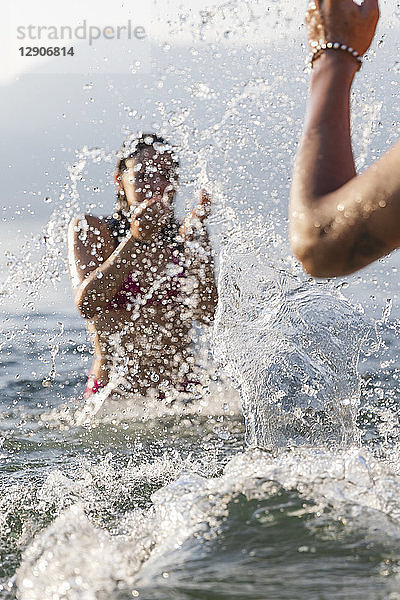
[311,42,363,71]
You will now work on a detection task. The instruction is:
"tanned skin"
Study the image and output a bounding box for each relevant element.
[68,146,218,398]
[289,0,400,278]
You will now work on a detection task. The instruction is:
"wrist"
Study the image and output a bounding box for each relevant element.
[311,50,359,80]
[185,217,207,236]
[126,228,149,248]
[310,51,357,102]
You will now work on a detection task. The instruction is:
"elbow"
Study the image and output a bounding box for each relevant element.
[203,300,218,324]
[289,207,350,278]
[196,290,218,325]
[76,299,96,320]
[207,287,219,319]
[290,236,322,277]
[74,290,98,320]
[290,234,348,279]
[74,278,111,319]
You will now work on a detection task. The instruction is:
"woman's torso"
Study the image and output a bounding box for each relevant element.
[87,218,194,396]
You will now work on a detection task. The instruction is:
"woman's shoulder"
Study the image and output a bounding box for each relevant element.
[68,214,115,247]
[69,213,105,228]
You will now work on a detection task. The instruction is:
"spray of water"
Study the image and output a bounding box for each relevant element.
[3,2,400,597]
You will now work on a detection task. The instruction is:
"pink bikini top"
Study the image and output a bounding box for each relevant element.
[105,251,186,312]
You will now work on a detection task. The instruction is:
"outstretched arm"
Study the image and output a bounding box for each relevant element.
[289,0,400,277]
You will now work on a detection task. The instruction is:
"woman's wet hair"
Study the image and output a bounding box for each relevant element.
[108,133,181,245]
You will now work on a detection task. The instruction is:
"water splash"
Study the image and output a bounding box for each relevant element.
[2,4,400,598]
[213,228,373,448]
[15,446,400,599]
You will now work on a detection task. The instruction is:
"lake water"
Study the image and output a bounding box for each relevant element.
[2,240,400,599]
[3,1,400,598]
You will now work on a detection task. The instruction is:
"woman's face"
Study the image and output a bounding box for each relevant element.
[119,147,177,209]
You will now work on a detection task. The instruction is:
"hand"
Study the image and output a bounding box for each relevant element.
[306,0,379,56]
[191,189,212,223]
[179,190,212,240]
[130,194,172,242]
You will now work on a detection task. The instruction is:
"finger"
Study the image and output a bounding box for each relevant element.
[360,0,379,16]
[132,197,157,217]
[192,206,210,223]
[144,195,163,207]
[114,172,124,195]
[360,0,378,8]
[308,0,322,11]
[200,189,212,205]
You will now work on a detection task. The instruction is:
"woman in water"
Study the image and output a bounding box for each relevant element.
[288,0,400,278]
[68,134,218,401]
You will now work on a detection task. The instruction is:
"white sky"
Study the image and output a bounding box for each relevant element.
[2,0,299,84]
[2,0,398,85]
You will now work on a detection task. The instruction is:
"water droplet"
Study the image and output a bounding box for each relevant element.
[192,82,214,99]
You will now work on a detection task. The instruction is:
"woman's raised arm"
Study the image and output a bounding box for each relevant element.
[179,191,218,323]
[68,214,138,319]
[289,0,400,277]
